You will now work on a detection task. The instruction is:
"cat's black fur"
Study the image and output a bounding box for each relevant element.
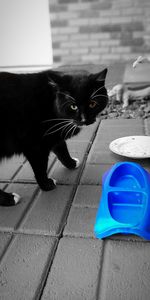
[0,68,108,206]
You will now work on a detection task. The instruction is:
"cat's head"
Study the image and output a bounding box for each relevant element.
[48,68,108,138]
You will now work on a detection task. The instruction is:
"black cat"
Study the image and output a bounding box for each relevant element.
[0,68,108,206]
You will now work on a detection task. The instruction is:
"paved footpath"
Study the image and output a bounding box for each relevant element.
[0,116,150,300]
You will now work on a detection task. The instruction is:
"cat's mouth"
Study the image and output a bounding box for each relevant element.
[85,119,96,125]
[76,118,96,126]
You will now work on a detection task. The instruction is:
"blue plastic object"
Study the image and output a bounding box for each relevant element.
[94,162,150,240]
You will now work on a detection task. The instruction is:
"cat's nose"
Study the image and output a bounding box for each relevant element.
[81,113,86,124]
[77,114,86,126]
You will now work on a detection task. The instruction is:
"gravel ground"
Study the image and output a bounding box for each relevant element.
[101,96,150,119]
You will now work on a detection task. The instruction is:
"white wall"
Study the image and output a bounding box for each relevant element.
[0,0,53,70]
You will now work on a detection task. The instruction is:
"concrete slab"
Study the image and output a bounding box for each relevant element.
[0,183,7,190]
[80,164,111,185]
[100,118,144,128]
[0,155,25,181]
[93,127,145,144]
[41,237,103,300]
[64,206,97,238]
[98,240,150,300]
[14,154,56,183]
[67,140,90,154]
[13,161,36,182]
[72,185,102,208]
[0,234,57,300]
[0,232,12,259]
[18,186,74,236]
[87,118,148,166]
[0,184,37,232]
[87,122,145,155]
[87,150,150,168]
[144,118,150,135]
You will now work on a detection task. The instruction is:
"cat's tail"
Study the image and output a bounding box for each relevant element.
[0,190,21,206]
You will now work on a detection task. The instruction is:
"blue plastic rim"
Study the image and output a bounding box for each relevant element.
[94,162,150,240]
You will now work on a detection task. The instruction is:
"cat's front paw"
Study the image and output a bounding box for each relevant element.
[12,193,21,205]
[0,192,21,206]
[72,157,80,168]
[40,178,57,191]
[66,157,80,169]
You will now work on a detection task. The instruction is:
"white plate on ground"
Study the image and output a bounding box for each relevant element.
[109,136,150,159]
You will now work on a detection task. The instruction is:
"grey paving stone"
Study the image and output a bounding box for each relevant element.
[14,161,36,182]
[109,233,147,243]
[87,118,149,166]
[80,164,111,185]
[0,155,25,181]
[88,138,111,152]
[88,150,150,166]
[87,150,122,164]
[41,237,103,300]
[73,185,102,208]
[98,240,150,300]
[0,184,37,232]
[67,140,90,154]
[81,160,149,191]
[18,185,74,236]
[100,119,144,128]
[89,130,145,156]
[64,206,97,238]
[0,183,6,189]
[93,126,145,145]
[15,154,56,183]
[144,118,150,135]
[0,234,57,300]
[0,233,12,260]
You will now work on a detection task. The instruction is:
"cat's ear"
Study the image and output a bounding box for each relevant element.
[48,71,70,88]
[90,68,108,82]
[47,71,64,88]
[48,77,58,89]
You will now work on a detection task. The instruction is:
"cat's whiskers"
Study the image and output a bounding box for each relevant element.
[44,121,72,136]
[71,124,78,139]
[44,120,70,136]
[42,118,70,123]
[63,124,73,140]
[69,124,77,140]
[90,82,118,99]
[61,121,74,138]
[48,121,69,131]
[44,124,68,136]
[91,94,108,100]
[64,123,76,140]
[90,86,104,98]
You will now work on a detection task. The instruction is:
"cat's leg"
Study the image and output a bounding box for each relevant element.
[0,189,20,206]
[25,148,56,191]
[53,141,80,169]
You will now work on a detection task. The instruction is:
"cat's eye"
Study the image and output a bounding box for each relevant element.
[70,104,78,111]
[89,100,97,108]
